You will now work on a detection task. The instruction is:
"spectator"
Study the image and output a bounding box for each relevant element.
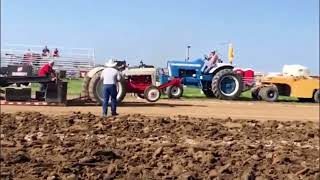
[53,48,59,57]
[23,48,33,65]
[42,46,50,57]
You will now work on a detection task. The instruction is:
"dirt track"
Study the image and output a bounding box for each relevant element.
[1,98,319,122]
[1,112,319,179]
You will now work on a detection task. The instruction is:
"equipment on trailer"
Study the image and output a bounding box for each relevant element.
[161,56,255,100]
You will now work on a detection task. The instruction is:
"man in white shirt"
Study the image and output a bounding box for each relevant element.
[100,59,121,116]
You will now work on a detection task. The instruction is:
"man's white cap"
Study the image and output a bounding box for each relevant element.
[105,59,117,67]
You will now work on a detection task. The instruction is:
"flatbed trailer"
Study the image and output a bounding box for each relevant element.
[0,76,52,87]
[0,75,68,104]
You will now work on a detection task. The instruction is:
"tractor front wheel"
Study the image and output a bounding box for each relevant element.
[167,85,183,99]
[144,86,161,102]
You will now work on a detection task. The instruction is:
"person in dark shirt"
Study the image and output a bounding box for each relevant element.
[42,46,50,57]
[53,48,59,57]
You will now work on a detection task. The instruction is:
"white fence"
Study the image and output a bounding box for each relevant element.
[1,44,95,77]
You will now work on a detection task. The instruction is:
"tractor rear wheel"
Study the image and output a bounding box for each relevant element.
[313,89,320,103]
[211,69,243,100]
[144,85,161,102]
[167,85,183,98]
[88,71,126,105]
[82,76,91,99]
[259,86,279,102]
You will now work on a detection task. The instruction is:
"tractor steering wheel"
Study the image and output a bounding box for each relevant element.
[204,54,209,60]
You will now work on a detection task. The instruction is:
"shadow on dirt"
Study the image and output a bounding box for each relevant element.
[66,100,208,107]
[119,101,207,107]
[179,96,300,103]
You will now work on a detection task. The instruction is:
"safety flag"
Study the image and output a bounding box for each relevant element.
[228,43,234,64]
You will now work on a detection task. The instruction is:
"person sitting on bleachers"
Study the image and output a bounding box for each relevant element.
[53,48,59,57]
[23,48,33,65]
[42,46,50,57]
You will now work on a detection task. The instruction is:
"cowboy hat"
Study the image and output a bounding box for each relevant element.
[105,59,117,67]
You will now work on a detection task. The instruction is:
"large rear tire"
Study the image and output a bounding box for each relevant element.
[259,86,279,102]
[211,69,243,100]
[82,76,91,99]
[167,85,183,99]
[88,71,126,105]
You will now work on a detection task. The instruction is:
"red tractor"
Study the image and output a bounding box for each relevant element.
[82,62,182,104]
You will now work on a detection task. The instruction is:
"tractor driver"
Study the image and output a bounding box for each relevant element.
[38,60,56,92]
[203,51,219,73]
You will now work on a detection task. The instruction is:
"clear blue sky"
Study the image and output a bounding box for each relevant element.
[1,0,319,74]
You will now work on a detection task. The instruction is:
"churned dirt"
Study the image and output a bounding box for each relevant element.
[0,111,319,179]
[1,98,319,122]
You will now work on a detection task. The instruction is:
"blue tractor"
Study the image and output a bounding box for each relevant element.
[160,56,254,100]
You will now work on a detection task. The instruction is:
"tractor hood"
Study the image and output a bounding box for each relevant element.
[167,58,204,68]
[166,58,205,77]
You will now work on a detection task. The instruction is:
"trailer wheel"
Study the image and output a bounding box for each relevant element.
[167,85,183,99]
[313,89,320,103]
[212,69,243,100]
[144,85,161,102]
[81,76,91,99]
[251,86,261,100]
[88,71,126,105]
[259,86,279,102]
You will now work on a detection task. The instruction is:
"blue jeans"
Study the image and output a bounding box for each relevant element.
[103,84,117,115]
[40,83,47,92]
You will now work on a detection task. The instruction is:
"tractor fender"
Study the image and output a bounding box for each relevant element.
[209,64,234,75]
[86,67,105,78]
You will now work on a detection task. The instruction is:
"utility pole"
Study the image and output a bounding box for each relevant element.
[186,45,191,61]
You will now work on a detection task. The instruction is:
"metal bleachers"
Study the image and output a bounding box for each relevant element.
[1,44,95,77]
